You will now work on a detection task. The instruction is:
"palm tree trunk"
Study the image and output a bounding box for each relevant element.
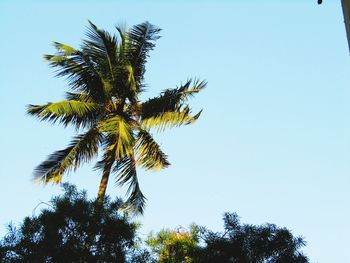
[86,157,114,252]
[97,159,113,203]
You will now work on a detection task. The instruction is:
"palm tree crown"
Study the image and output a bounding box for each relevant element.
[27,21,205,214]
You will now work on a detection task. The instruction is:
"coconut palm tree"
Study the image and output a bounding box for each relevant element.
[27,21,205,214]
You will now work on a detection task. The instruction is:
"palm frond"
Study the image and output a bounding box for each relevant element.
[123,178,146,215]
[98,116,134,158]
[33,128,102,184]
[125,64,137,96]
[135,129,170,170]
[141,79,206,119]
[142,107,202,132]
[27,100,100,129]
[116,25,127,59]
[113,157,146,214]
[126,22,161,85]
[52,41,77,55]
[64,92,92,102]
[82,20,118,82]
[44,46,107,102]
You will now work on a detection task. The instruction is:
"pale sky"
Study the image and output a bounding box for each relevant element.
[1,1,349,262]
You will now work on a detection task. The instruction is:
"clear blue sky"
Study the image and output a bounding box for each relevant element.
[1,1,349,262]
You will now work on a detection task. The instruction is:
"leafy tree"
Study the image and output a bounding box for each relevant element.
[27,21,205,213]
[146,213,309,263]
[197,212,309,263]
[146,226,200,263]
[0,194,310,263]
[0,184,151,263]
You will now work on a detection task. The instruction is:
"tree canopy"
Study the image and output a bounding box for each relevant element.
[196,212,309,263]
[0,184,150,263]
[146,213,309,263]
[0,185,310,263]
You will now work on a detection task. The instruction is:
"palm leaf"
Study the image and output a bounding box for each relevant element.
[142,108,202,132]
[123,178,146,215]
[64,92,92,102]
[83,20,118,82]
[44,43,107,102]
[141,79,206,119]
[52,41,77,55]
[113,156,146,214]
[116,25,127,60]
[98,116,134,158]
[135,129,170,170]
[33,128,102,184]
[126,22,161,85]
[27,100,100,129]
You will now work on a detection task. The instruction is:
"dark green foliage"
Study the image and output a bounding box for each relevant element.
[145,213,309,263]
[0,184,148,263]
[196,213,309,263]
[0,188,309,262]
